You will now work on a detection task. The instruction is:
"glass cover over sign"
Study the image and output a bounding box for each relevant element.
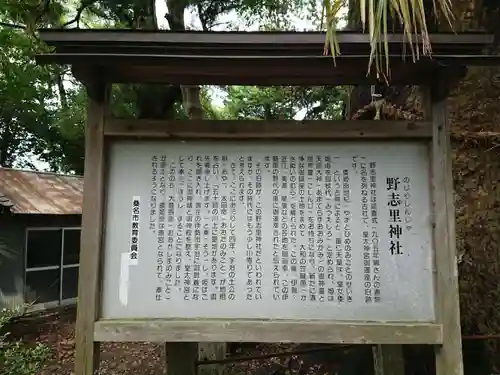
[101,141,435,321]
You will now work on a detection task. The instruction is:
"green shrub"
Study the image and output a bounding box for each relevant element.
[0,307,51,375]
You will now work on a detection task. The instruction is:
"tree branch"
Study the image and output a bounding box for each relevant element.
[35,0,52,25]
[0,22,26,29]
[303,104,327,120]
[197,4,209,31]
[55,71,68,109]
[62,0,98,28]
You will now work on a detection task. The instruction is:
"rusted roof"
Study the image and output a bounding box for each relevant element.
[0,168,83,215]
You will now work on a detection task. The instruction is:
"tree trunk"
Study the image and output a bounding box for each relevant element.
[166,0,205,120]
[0,112,15,168]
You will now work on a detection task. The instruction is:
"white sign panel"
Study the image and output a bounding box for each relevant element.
[102,140,435,321]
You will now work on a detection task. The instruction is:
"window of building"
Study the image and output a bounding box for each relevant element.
[25,227,81,308]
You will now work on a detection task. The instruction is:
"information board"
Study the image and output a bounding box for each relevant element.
[101,140,435,321]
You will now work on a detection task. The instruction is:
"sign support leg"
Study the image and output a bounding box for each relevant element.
[372,345,405,375]
[165,342,198,375]
[198,343,227,375]
[429,81,464,375]
[75,76,109,375]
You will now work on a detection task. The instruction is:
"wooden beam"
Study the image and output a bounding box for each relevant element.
[62,57,441,86]
[94,320,442,344]
[104,119,432,139]
[430,84,464,374]
[74,79,109,375]
[37,30,494,46]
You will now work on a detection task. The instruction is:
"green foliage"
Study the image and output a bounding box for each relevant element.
[34,79,88,173]
[236,0,319,30]
[0,0,346,173]
[0,2,92,173]
[0,307,51,375]
[0,24,55,168]
[0,0,65,32]
[221,85,346,120]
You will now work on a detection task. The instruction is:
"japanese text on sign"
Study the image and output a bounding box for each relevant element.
[103,141,435,322]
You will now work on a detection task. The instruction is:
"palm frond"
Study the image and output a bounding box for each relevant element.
[322,0,455,79]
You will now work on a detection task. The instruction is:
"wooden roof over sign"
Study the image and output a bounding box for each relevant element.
[35,29,498,85]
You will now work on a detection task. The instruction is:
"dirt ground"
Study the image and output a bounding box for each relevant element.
[9,307,163,375]
[8,307,353,375]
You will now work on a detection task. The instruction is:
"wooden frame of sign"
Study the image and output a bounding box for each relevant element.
[78,80,460,375]
[33,30,488,375]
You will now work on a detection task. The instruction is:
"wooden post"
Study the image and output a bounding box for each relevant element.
[74,77,108,375]
[165,343,198,375]
[372,345,405,375]
[165,342,225,375]
[198,343,227,375]
[430,81,464,375]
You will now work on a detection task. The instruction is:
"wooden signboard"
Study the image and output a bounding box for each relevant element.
[101,141,434,323]
[74,105,462,375]
[77,94,461,375]
[34,28,486,375]
[91,115,450,347]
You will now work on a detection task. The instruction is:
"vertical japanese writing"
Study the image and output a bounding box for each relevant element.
[156,156,167,301]
[403,177,412,231]
[280,156,290,301]
[361,161,369,226]
[174,156,188,300]
[150,156,158,232]
[220,155,235,301]
[324,155,335,302]
[229,157,237,301]
[370,163,378,225]
[343,167,353,303]
[238,156,245,300]
[316,156,325,303]
[167,159,176,293]
[306,156,317,302]
[213,156,225,301]
[307,156,316,302]
[127,147,430,314]
[183,161,193,300]
[254,160,263,300]
[289,156,298,299]
[130,196,140,265]
[333,169,344,303]
[195,157,209,301]
[387,177,403,255]
[272,156,281,300]
[195,197,204,301]
[360,160,372,303]
[200,157,214,300]
[246,156,254,300]
[369,162,380,302]
[372,228,381,302]
[203,155,216,300]
[298,156,307,301]
[187,159,200,301]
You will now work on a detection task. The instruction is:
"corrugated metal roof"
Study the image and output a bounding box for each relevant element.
[0,168,83,215]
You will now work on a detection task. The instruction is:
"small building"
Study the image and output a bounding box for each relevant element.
[0,167,83,311]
